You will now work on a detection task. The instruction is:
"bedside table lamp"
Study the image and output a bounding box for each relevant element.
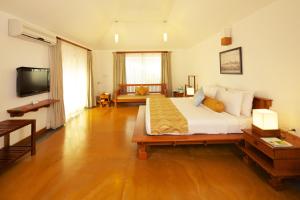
[252,109,280,137]
[186,87,195,95]
[185,84,195,97]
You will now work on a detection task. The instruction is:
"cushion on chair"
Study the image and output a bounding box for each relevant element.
[136,86,149,95]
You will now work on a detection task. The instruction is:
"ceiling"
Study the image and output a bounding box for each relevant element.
[0,0,275,50]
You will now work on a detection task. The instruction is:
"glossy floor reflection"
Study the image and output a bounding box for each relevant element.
[0,106,299,200]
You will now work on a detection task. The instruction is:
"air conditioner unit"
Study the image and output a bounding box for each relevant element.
[8,19,57,46]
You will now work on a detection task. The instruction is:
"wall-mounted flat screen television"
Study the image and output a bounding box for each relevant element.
[17,67,50,97]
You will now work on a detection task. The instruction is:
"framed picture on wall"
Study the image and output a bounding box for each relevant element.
[219,47,243,74]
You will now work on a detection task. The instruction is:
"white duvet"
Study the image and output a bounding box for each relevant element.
[146,97,251,135]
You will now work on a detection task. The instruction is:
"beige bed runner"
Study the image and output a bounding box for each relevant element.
[149,97,188,134]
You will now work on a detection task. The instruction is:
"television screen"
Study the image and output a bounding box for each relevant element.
[17,67,50,97]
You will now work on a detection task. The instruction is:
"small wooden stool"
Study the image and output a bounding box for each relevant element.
[98,93,111,107]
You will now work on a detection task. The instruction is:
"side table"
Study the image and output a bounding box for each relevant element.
[173,91,184,97]
[241,129,300,189]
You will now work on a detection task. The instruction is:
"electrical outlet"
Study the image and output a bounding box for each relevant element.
[287,128,297,135]
[289,128,296,132]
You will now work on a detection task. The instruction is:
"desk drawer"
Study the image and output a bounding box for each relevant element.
[244,133,275,158]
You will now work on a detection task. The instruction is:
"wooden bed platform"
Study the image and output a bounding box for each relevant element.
[132,97,273,160]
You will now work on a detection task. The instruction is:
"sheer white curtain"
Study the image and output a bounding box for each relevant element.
[61,41,88,120]
[125,53,161,84]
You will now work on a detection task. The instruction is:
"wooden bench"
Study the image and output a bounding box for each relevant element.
[113,83,167,107]
[0,120,36,169]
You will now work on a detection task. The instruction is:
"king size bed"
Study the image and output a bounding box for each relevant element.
[132,88,272,160]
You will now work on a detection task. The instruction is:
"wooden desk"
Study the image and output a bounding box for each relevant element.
[0,120,36,169]
[241,129,300,189]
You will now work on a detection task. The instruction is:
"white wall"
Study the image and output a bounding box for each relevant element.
[182,0,300,134]
[171,50,192,90]
[93,51,114,96]
[0,11,50,147]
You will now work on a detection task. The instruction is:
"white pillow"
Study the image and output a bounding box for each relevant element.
[228,89,254,117]
[203,85,226,98]
[193,88,205,106]
[216,90,243,116]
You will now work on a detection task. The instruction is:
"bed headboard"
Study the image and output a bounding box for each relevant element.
[253,97,273,109]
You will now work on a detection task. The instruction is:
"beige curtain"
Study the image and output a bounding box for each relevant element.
[113,52,126,99]
[87,50,95,108]
[161,52,172,97]
[48,39,66,129]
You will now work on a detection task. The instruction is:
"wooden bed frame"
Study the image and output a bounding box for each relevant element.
[132,97,273,160]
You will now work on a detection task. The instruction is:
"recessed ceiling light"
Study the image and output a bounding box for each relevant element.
[163,20,168,42]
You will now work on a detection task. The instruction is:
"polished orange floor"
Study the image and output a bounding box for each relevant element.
[0,106,299,200]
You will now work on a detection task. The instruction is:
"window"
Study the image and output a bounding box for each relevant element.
[125,53,161,84]
[61,41,88,120]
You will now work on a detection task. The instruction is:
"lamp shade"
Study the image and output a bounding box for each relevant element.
[186,87,195,96]
[252,109,278,130]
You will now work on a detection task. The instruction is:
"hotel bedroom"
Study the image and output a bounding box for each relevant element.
[0,0,299,199]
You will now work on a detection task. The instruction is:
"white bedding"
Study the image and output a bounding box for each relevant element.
[146,97,251,135]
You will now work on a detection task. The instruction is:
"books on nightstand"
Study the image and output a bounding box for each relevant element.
[261,137,293,148]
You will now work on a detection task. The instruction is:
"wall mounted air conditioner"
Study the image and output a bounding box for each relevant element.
[8,19,57,46]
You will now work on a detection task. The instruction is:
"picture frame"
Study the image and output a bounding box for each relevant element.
[188,75,196,90]
[219,47,243,74]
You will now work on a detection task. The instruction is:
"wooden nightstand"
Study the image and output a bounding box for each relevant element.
[173,91,184,97]
[241,129,300,189]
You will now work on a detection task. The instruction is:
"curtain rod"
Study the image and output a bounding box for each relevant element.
[56,37,92,51]
[116,51,170,54]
